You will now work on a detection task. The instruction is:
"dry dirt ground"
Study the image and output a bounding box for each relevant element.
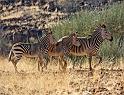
[0,57,124,95]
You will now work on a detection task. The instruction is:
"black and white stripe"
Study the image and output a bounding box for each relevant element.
[41,32,80,71]
[8,31,55,72]
[70,24,113,71]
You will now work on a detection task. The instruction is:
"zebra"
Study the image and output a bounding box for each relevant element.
[40,32,80,71]
[69,24,113,71]
[8,31,56,73]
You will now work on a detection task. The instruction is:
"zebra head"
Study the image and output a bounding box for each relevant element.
[72,32,81,47]
[95,24,113,41]
[39,29,56,46]
[62,32,80,47]
[47,31,57,45]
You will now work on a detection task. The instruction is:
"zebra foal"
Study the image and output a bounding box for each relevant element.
[70,24,113,71]
[8,31,56,73]
[40,32,80,71]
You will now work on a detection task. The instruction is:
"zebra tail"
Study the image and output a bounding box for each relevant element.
[8,49,12,62]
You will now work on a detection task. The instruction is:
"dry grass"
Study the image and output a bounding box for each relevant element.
[0,57,124,95]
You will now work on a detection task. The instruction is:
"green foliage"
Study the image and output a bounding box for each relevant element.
[52,2,124,62]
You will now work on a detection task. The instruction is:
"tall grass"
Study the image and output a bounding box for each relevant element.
[52,2,124,62]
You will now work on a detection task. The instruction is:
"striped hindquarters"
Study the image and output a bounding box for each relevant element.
[8,43,39,61]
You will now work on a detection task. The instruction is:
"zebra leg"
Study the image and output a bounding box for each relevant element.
[38,59,44,72]
[88,56,94,76]
[88,56,92,71]
[94,55,102,68]
[45,59,49,70]
[38,60,40,71]
[44,55,50,70]
[11,59,19,73]
[73,61,76,69]
[59,56,67,71]
[62,58,67,71]
[72,56,77,69]
[79,63,82,69]
[38,55,44,72]
[98,55,102,64]
[58,57,63,71]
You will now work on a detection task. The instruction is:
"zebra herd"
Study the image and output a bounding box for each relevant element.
[8,24,113,73]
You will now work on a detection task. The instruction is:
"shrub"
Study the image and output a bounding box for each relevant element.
[52,2,124,63]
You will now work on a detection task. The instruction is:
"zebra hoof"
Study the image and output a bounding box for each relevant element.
[94,63,101,68]
[88,71,93,76]
[88,68,94,76]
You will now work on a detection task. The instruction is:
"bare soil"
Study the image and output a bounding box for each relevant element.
[0,57,124,95]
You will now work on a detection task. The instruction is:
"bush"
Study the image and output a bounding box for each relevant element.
[52,2,124,62]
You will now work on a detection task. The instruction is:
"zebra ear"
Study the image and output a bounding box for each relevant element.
[72,35,80,47]
[100,24,106,28]
[48,28,53,34]
[88,35,92,38]
[49,31,52,34]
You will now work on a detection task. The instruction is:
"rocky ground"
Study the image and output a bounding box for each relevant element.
[0,57,123,95]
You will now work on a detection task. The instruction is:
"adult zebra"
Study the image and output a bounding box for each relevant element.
[8,31,56,73]
[38,32,81,71]
[69,24,113,71]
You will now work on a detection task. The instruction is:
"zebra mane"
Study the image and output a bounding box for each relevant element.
[77,37,87,39]
[38,32,50,42]
[57,36,68,42]
[90,27,102,38]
